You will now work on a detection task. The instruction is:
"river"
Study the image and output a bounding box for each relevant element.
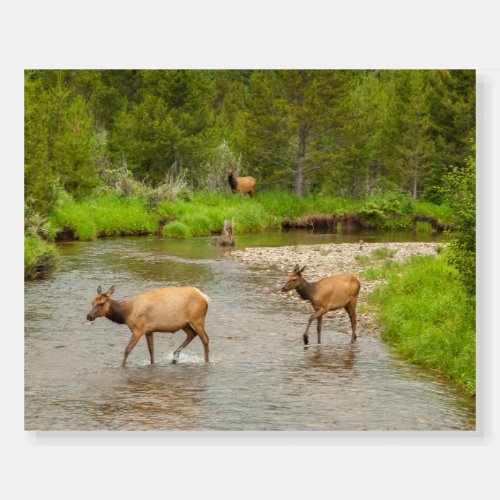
[24,231,475,430]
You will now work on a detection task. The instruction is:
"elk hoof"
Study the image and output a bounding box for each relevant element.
[303,335,309,345]
[172,356,179,364]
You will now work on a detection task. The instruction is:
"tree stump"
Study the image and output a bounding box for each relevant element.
[220,219,235,246]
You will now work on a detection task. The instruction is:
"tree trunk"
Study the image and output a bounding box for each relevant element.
[412,155,418,199]
[295,126,307,197]
[220,219,235,246]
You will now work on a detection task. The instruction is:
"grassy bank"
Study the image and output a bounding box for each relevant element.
[24,234,58,280]
[364,254,475,394]
[157,190,455,236]
[44,189,454,241]
[48,193,158,240]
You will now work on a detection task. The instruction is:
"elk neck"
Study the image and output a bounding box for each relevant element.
[228,172,238,190]
[295,278,315,302]
[105,299,129,325]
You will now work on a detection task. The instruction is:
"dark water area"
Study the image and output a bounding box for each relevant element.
[24,230,474,431]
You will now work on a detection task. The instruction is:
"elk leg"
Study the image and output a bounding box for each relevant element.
[145,333,154,364]
[344,302,357,343]
[122,331,142,367]
[191,320,210,362]
[316,316,323,345]
[304,310,325,345]
[172,325,197,363]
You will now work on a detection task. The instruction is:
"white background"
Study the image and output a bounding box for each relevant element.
[1,1,498,498]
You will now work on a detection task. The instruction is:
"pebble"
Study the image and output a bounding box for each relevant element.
[230,241,442,333]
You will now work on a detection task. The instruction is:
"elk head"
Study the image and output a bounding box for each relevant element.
[86,285,115,321]
[281,264,306,292]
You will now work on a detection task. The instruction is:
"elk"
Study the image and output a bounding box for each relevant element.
[227,167,256,197]
[86,285,211,366]
[281,265,361,345]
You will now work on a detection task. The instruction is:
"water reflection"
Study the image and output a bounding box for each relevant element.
[304,343,358,376]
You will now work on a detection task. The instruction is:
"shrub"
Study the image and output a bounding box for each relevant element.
[102,164,190,207]
[24,234,58,279]
[358,191,414,229]
[439,147,476,296]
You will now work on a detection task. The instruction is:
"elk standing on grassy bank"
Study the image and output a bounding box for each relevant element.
[281,265,361,345]
[227,167,256,197]
[86,285,211,366]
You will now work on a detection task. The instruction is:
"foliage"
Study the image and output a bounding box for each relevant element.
[108,70,220,185]
[439,147,476,295]
[100,163,190,207]
[49,193,157,240]
[24,70,476,278]
[232,70,350,195]
[358,189,414,229]
[367,255,476,394]
[25,71,98,215]
[163,221,190,238]
[413,200,455,224]
[25,69,475,219]
[414,221,436,234]
[43,188,456,245]
[24,234,58,279]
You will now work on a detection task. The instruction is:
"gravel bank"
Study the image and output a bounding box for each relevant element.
[230,241,442,335]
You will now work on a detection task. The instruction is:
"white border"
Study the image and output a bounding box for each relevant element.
[2,1,499,498]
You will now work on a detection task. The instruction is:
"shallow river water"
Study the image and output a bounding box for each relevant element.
[25,231,475,431]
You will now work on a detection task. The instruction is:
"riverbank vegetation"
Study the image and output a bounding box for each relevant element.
[24,234,58,280]
[364,253,475,394]
[40,188,455,242]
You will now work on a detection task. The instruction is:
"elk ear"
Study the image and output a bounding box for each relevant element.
[298,265,306,274]
[293,264,300,272]
[105,286,115,297]
[97,285,102,294]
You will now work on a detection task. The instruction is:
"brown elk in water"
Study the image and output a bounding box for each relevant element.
[281,265,361,345]
[227,167,256,197]
[86,285,211,366]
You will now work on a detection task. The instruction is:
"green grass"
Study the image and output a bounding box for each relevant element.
[49,193,157,240]
[367,254,476,394]
[371,247,397,259]
[163,220,190,238]
[415,221,437,233]
[44,189,456,242]
[24,234,58,279]
[413,200,455,225]
[157,191,277,237]
[361,259,400,281]
[156,189,454,237]
[355,254,370,264]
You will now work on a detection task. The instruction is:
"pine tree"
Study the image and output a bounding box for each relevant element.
[390,71,435,199]
[234,70,350,196]
[25,71,97,214]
